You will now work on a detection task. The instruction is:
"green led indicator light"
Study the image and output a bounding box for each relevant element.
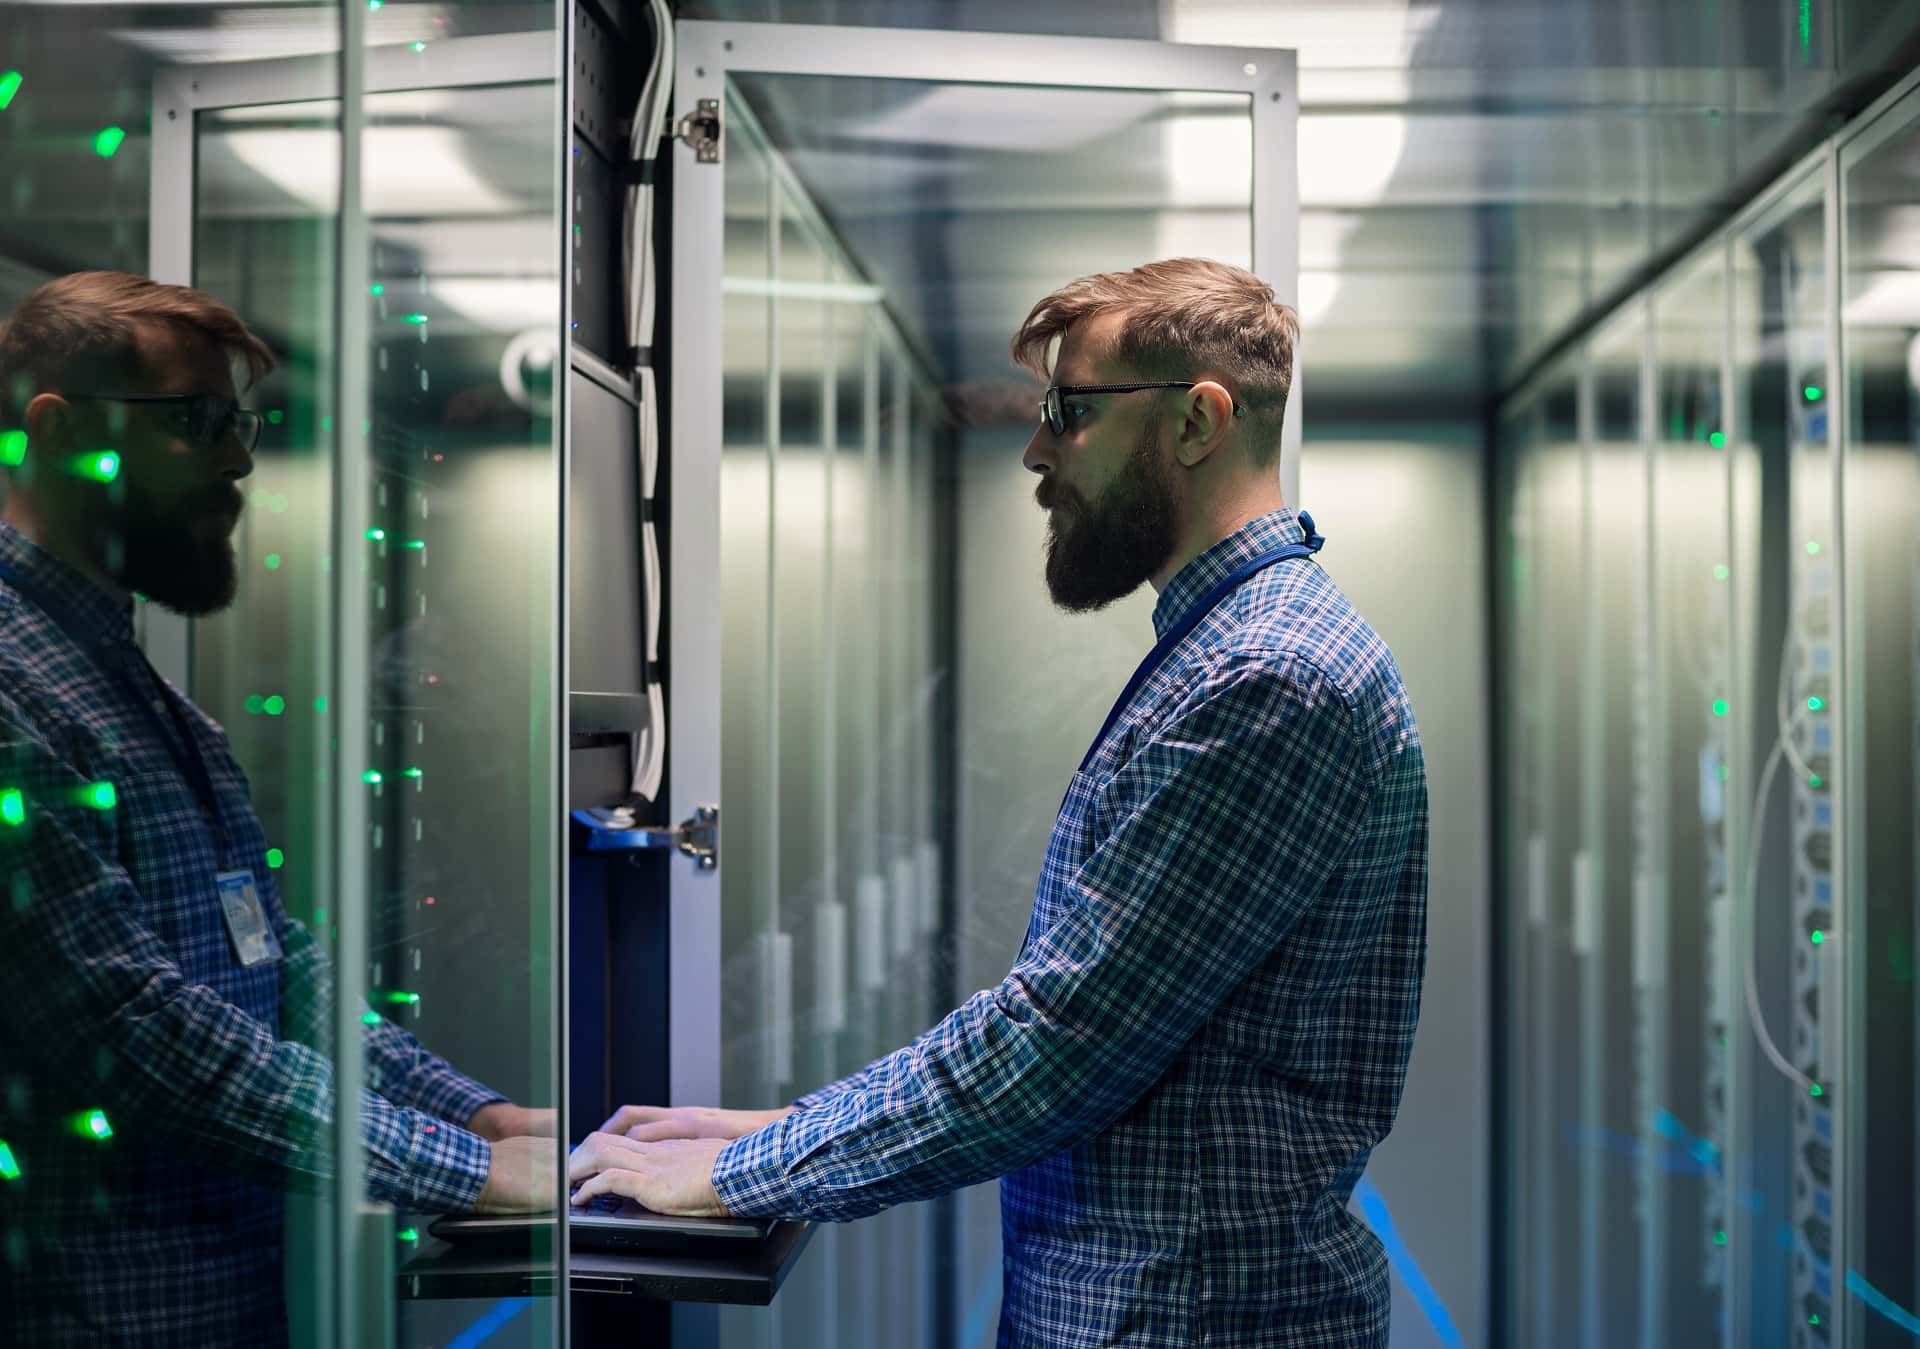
[0,72,22,112]
[72,451,119,483]
[86,1110,111,1140]
[1709,431,1726,448]
[1712,563,1729,581]
[244,694,265,715]
[404,539,426,550]
[1713,1229,1728,1246]
[1809,774,1823,788]
[402,313,428,325]
[0,1141,20,1181]
[265,847,285,870]
[1810,1083,1825,1097]
[79,781,116,811]
[1,788,25,828]
[0,429,25,467]
[93,127,125,159]
[365,528,386,542]
[1712,698,1730,718]
[361,1010,381,1025]
[264,695,286,717]
[361,770,383,785]
[370,283,384,297]
[1804,385,1823,402]
[1717,764,1730,782]
[367,0,383,9]
[382,991,421,1005]
[398,1227,420,1241]
[313,696,328,713]
[266,409,284,426]
[410,41,427,52]
[1806,540,1822,555]
[401,766,423,779]
[1810,1313,1822,1326]
[263,553,281,570]
[1810,929,1825,944]
[1807,696,1825,712]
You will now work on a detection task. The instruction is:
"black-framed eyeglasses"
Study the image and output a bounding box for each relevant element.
[1039,381,1245,437]
[66,393,263,453]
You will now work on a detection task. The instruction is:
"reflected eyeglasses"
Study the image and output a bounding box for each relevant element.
[1039,382,1245,437]
[67,393,264,453]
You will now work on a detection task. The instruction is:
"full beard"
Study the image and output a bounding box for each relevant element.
[1041,421,1179,614]
[91,480,245,617]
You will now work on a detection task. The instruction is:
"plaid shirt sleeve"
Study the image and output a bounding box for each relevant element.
[280,918,507,1127]
[712,652,1375,1221]
[0,704,492,1214]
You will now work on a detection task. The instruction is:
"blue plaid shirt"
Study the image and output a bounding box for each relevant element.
[713,509,1429,1347]
[0,523,503,1347]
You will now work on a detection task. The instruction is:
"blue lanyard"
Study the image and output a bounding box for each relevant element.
[0,558,231,859]
[1077,512,1325,776]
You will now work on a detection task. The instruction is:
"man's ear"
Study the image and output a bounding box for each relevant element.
[22,393,74,458]
[1172,381,1236,468]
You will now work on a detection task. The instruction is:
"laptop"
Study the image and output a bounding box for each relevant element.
[431,1194,776,1255]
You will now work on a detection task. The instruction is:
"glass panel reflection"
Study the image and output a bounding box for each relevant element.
[1731,170,1832,1347]
[193,66,564,1349]
[1583,310,1648,1345]
[1842,102,1920,1349]
[1650,246,1735,1348]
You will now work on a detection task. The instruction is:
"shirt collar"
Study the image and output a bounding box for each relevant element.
[1151,507,1309,641]
[0,521,137,646]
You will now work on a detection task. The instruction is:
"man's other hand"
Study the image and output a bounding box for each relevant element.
[474,1135,561,1213]
[598,1104,792,1142]
[467,1102,558,1142]
[568,1133,730,1217]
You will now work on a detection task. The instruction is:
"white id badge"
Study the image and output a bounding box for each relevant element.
[216,869,283,966]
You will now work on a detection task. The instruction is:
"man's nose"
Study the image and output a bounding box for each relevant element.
[215,434,253,483]
[1022,424,1054,476]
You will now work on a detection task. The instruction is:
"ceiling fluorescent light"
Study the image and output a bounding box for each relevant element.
[1158,0,1444,70]
[1841,272,1920,326]
[1165,92,1254,210]
[841,85,1162,155]
[1298,115,1407,207]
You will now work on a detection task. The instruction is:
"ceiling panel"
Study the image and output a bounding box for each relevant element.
[1,0,1915,419]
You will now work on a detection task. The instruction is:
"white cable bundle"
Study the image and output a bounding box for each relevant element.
[623,0,673,803]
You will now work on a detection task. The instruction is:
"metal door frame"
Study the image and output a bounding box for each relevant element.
[665,16,1300,1112]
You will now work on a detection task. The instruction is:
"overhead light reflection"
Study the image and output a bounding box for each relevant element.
[223,125,515,217]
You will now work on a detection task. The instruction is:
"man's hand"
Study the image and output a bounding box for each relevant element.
[467,1102,558,1142]
[567,1132,731,1217]
[598,1103,791,1143]
[474,1135,561,1214]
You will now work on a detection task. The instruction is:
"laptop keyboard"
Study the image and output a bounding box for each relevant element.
[576,1193,625,1215]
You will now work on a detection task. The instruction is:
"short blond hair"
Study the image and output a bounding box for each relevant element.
[1010,258,1298,466]
[0,271,275,427]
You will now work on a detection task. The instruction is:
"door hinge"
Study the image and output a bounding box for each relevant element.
[672,98,722,164]
[674,804,720,870]
[571,804,719,871]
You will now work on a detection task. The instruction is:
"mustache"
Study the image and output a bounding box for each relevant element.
[190,483,246,523]
[1035,479,1076,513]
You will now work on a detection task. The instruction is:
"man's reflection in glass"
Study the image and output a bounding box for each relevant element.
[0,272,555,1348]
